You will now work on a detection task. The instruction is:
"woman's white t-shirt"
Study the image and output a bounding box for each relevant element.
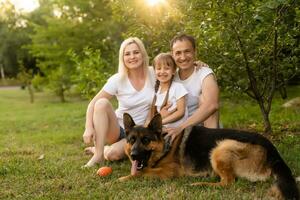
[103,68,155,128]
[155,82,188,128]
[174,67,213,117]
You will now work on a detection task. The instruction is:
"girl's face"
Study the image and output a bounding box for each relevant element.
[123,43,143,70]
[155,61,176,84]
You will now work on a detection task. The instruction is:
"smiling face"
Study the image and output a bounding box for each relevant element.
[154,59,176,85]
[171,39,196,71]
[123,42,143,70]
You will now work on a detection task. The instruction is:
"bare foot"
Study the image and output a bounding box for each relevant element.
[84,146,95,155]
[82,154,104,168]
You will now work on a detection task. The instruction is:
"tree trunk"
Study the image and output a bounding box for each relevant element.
[28,83,34,103]
[259,105,272,134]
[0,65,5,79]
[59,87,66,102]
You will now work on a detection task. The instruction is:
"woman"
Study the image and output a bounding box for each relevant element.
[82,37,155,167]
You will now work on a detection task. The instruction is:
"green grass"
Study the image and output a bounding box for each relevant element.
[0,87,299,199]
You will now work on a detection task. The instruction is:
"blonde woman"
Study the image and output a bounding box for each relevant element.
[82,37,155,167]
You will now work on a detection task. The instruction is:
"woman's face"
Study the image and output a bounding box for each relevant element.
[123,43,143,70]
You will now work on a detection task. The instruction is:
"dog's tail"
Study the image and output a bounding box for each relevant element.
[270,155,299,200]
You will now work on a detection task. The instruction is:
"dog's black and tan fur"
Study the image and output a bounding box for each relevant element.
[120,113,299,200]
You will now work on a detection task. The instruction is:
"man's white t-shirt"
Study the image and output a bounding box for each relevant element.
[103,68,155,128]
[155,82,188,128]
[174,67,214,117]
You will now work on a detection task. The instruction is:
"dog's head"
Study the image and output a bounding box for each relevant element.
[123,113,165,175]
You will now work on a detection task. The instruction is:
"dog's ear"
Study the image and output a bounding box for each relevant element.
[123,113,135,133]
[147,113,162,133]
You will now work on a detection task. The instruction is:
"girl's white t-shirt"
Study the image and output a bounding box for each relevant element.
[174,67,213,117]
[155,82,188,128]
[103,68,155,128]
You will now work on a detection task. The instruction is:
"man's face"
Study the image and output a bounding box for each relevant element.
[171,39,195,70]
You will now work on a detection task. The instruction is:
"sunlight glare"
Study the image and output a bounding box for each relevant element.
[146,0,165,7]
[10,0,39,12]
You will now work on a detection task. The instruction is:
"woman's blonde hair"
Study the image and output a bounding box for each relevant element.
[118,37,149,79]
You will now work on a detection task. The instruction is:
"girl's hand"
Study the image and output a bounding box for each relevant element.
[160,102,175,119]
[83,128,95,144]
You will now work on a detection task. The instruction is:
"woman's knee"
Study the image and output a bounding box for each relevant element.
[94,98,112,114]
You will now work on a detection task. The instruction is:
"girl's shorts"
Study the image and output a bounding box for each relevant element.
[119,126,126,140]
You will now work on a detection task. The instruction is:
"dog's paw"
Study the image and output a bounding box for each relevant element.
[118,175,132,182]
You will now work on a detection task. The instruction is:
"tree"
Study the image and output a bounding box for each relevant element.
[17,63,34,103]
[69,47,111,99]
[0,1,28,77]
[27,0,122,101]
[182,0,299,133]
[109,0,299,133]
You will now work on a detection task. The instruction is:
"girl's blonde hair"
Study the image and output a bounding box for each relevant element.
[118,37,149,79]
[150,53,176,119]
[153,52,176,72]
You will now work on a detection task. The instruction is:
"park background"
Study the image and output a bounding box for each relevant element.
[0,0,299,199]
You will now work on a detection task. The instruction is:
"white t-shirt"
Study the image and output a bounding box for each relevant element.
[174,66,214,117]
[155,82,188,128]
[103,68,155,128]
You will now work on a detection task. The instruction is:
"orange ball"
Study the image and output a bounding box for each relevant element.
[97,166,112,177]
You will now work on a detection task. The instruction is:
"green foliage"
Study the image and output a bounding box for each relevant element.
[69,47,114,99]
[174,0,300,132]
[26,0,121,101]
[110,0,185,59]
[0,2,32,77]
[181,0,299,93]
[1,0,299,131]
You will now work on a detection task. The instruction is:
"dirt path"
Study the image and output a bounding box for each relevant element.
[0,85,21,90]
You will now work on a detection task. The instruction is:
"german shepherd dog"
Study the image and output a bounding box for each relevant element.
[119,113,299,200]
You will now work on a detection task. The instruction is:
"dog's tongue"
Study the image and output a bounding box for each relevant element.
[131,160,138,176]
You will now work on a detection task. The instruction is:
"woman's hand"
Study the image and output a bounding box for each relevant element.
[83,128,95,145]
[194,60,209,70]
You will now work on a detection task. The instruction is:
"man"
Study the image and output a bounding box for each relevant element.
[165,34,219,141]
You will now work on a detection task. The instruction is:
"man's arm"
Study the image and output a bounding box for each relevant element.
[166,74,219,141]
[181,74,219,128]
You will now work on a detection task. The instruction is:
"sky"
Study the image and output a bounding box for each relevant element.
[0,0,165,13]
[1,0,40,13]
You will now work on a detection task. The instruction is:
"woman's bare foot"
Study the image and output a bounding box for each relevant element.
[82,154,104,168]
[84,146,95,155]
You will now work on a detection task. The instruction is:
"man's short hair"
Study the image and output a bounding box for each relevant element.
[170,33,196,50]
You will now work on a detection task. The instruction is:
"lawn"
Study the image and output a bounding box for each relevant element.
[0,87,299,199]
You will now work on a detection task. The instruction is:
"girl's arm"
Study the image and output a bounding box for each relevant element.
[161,96,186,125]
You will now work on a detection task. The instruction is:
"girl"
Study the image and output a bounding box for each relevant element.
[146,53,188,128]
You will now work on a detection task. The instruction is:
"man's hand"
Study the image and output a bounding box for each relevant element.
[165,126,184,143]
[83,128,95,144]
